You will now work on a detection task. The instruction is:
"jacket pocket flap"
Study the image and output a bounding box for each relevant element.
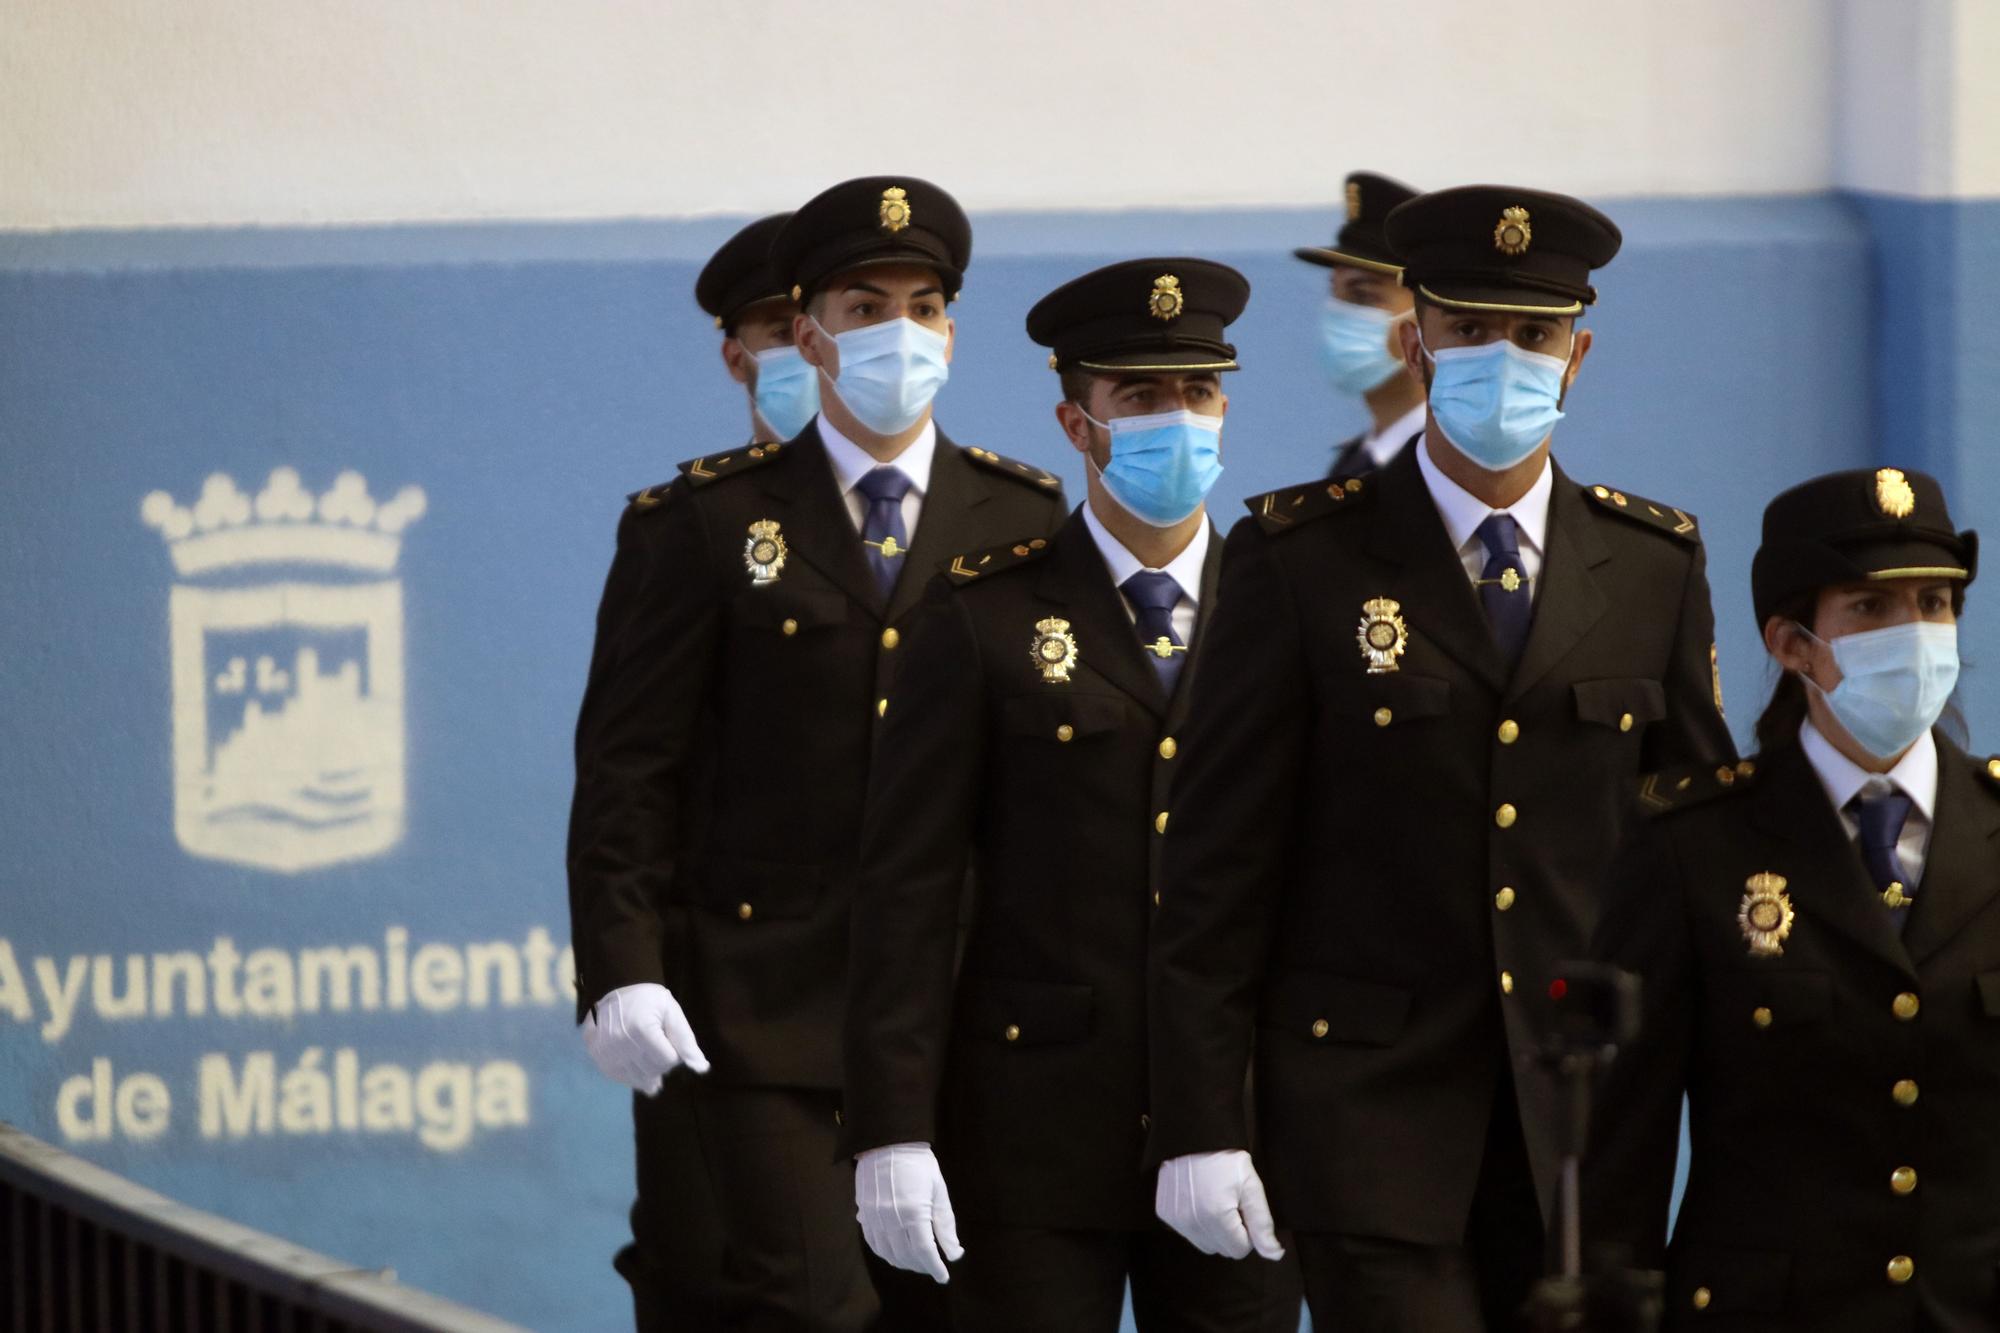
[1572,677,1667,728]
[1261,970,1412,1045]
[957,977,1094,1046]
[697,855,823,921]
[1320,673,1451,726]
[1001,692,1129,740]
[1755,969,1832,1025]
[735,587,849,631]
[1676,1243,1792,1314]
[1977,971,2000,1017]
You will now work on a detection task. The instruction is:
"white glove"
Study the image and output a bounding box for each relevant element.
[854,1142,964,1283]
[582,982,709,1094]
[1155,1150,1285,1260]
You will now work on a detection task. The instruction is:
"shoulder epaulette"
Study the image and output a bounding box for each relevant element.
[942,535,1054,586]
[1637,757,1762,817]
[624,479,676,511]
[672,440,791,490]
[1245,472,1374,535]
[962,446,1063,493]
[1584,484,1701,542]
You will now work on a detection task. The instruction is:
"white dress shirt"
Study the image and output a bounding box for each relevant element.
[1415,433,1554,606]
[1360,401,1428,468]
[817,413,937,540]
[1082,501,1209,649]
[1800,718,1938,887]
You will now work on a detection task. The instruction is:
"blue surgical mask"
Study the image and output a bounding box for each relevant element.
[1084,408,1224,527]
[1317,299,1409,395]
[1421,332,1571,472]
[749,345,820,440]
[1799,620,1960,760]
[814,316,950,436]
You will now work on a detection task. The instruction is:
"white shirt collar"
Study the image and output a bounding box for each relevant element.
[1361,401,1428,467]
[1081,501,1211,607]
[1414,433,1554,558]
[1800,718,1939,824]
[816,412,937,498]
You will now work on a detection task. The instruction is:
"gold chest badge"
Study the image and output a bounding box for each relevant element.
[744,519,788,584]
[1030,617,1078,684]
[1356,597,1408,674]
[1738,872,1795,957]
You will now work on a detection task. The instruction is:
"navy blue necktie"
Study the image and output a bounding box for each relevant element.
[855,467,912,600]
[1122,571,1186,694]
[1853,787,1916,929]
[1474,513,1533,666]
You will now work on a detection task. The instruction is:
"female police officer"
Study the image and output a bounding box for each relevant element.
[1584,466,2000,1330]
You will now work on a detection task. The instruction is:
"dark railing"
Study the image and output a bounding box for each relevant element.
[0,1121,528,1333]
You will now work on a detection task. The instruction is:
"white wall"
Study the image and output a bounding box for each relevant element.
[2,0,1845,230]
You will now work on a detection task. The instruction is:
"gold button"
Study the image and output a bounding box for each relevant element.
[782,619,799,636]
[737,902,753,921]
[1737,760,1756,777]
[1495,886,1516,911]
[1887,1255,1914,1285]
[1056,724,1074,742]
[1158,737,1178,759]
[1619,712,1634,732]
[1893,1079,1919,1107]
[1155,811,1169,834]
[1752,1007,1772,1028]
[833,1107,843,1125]
[1139,1113,1151,1131]
[1495,803,1517,829]
[1715,766,1736,785]
[1692,1287,1712,1311]
[1374,707,1393,727]
[1003,1024,1021,1043]
[1890,1166,1917,1195]
[1311,1018,1330,1039]
[1593,485,1611,499]
[1500,971,1515,994]
[1152,889,1160,907]
[1989,758,2000,780]
[1893,992,1920,1021]
[881,628,900,650]
[1497,719,1519,744]
[877,697,888,717]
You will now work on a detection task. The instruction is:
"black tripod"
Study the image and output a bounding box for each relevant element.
[1519,963,1663,1333]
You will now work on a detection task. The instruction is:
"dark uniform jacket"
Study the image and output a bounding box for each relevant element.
[1584,736,2000,1331]
[842,507,1221,1230]
[567,421,1067,1088]
[1146,442,1734,1243]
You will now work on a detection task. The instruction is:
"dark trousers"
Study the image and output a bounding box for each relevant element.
[949,1218,1303,1333]
[687,1081,950,1333]
[619,1071,723,1331]
[1297,1082,1545,1333]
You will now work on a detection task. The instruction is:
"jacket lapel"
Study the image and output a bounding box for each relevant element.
[755,423,886,618]
[1042,510,1168,716]
[1505,465,1609,701]
[1747,743,1916,979]
[886,430,987,626]
[1903,736,2000,965]
[1362,446,1508,694]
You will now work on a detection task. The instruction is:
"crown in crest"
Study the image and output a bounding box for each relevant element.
[141,469,426,576]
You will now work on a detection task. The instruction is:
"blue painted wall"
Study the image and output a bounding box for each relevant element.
[0,192,1973,1329]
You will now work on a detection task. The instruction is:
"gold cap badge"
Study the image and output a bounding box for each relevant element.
[1876,467,1916,519]
[1738,872,1795,957]
[1357,597,1408,675]
[1344,181,1362,221]
[879,186,911,234]
[744,518,788,585]
[1493,206,1532,256]
[1149,274,1184,321]
[1030,617,1079,683]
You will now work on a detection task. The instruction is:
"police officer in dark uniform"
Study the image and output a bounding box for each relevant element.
[607,214,808,1332]
[1586,467,1999,1331]
[1294,171,1425,478]
[1146,185,1736,1332]
[841,258,1303,1331]
[568,175,1068,1331]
